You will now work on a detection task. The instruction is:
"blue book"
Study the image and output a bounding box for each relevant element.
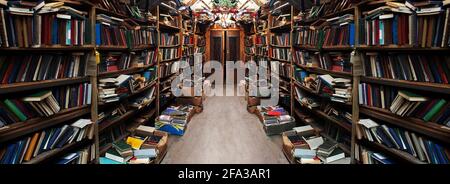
[1,143,16,164]
[39,129,52,153]
[99,157,125,164]
[433,14,442,47]
[95,23,101,45]
[388,127,403,150]
[372,152,394,164]
[379,21,384,45]
[434,143,449,164]
[52,18,58,44]
[12,139,24,164]
[294,149,316,159]
[429,61,442,83]
[7,14,16,47]
[66,20,71,45]
[57,153,80,164]
[349,23,355,46]
[376,127,394,148]
[8,62,21,84]
[47,127,62,150]
[426,140,439,164]
[134,149,157,159]
[55,127,74,148]
[392,15,398,45]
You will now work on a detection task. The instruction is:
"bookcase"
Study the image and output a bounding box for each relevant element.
[266,0,450,164]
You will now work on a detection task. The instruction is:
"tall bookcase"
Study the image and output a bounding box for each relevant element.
[263,0,450,164]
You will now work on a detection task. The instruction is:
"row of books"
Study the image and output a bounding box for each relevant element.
[285,125,350,164]
[294,51,353,73]
[390,90,449,125]
[355,145,395,164]
[160,33,179,46]
[295,0,361,21]
[98,75,132,104]
[156,105,195,136]
[358,118,449,164]
[271,33,290,46]
[360,1,450,47]
[0,53,90,84]
[245,46,255,55]
[96,0,144,19]
[269,47,291,61]
[0,118,93,164]
[361,53,450,84]
[183,34,194,45]
[271,62,291,80]
[0,84,92,125]
[0,2,89,48]
[256,46,268,56]
[56,144,95,164]
[161,48,179,61]
[322,15,355,47]
[160,61,180,79]
[182,46,194,56]
[256,34,267,45]
[358,83,449,126]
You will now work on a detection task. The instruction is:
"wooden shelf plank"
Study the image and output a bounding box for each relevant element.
[159,44,181,48]
[0,77,90,95]
[356,45,450,52]
[269,57,290,63]
[270,44,291,48]
[360,76,450,95]
[96,46,129,51]
[0,45,95,51]
[0,105,91,144]
[295,63,353,78]
[359,105,450,144]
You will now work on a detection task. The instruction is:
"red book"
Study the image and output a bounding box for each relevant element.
[420,56,435,83]
[374,19,380,45]
[15,58,28,83]
[267,111,282,116]
[367,84,372,106]
[2,62,14,84]
[71,19,76,45]
[436,62,448,83]
[78,83,83,106]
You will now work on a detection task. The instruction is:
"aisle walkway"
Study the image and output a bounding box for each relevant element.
[161,96,289,164]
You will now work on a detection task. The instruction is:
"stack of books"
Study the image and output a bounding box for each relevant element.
[0,1,89,48]
[257,106,296,135]
[361,1,450,48]
[0,53,90,84]
[331,78,352,103]
[96,0,146,19]
[358,118,450,164]
[160,33,179,46]
[0,118,94,164]
[271,33,290,46]
[22,90,61,117]
[101,135,162,164]
[155,105,195,136]
[362,53,450,84]
[98,75,132,103]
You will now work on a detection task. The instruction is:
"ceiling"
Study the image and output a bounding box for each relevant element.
[184,0,268,12]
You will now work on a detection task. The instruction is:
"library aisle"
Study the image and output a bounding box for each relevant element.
[162,96,288,164]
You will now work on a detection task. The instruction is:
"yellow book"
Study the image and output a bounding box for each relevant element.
[24,132,40,161]
[126,137,147,150]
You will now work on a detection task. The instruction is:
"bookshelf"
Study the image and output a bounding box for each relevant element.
[282,0,450,164]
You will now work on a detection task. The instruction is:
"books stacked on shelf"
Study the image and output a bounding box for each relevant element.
[98,104,127,126]
[182,46,194,56]
[323,14,355,47]
[358,83,449,126]
[360,1,450,48]
[159,61,180,79]
[361,53,450,84]
[161,48,179,61]
[56,144,96,164]
[293,23,322,47]
[100,126,168,164]
[128,86,156,109]
[271,33,290,46]
[299,0,360,21]
[271,62,291,80]
[134,50,158,67]
[293,50,314,66]
[356,145,395,164]
[0,118,94,164]
[0,84,91,125]
[159,13,179,28]
[269,47,291,61]
[256,46,268,56]
[271,13,291,28]
[160,33,179,46]
[0,53,90,84]
[98,75,132,104]
[0,2,89,48]
[318,74,352,103]
[156,105,195,136]
[256,106,295,135]
[256,34,267,45]
[129,67,157,93]
[322,104,353,125]
[96,14,127,47]
[98,52,131,73]
[359,83,398,109]
[183,34,194,45]
[129,26,157,47]
[318,52,352,73]
[96,0,145,19]
[357,118,449,164]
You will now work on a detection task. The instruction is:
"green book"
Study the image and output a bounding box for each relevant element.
[22,90,52,102]
[3,99,27,121]
[423,99,447,122]
[112,140,132,152]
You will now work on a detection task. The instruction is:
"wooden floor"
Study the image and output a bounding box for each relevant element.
[161,96,289,164]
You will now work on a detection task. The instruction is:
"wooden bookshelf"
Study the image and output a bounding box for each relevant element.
[0,77,90,95]
[359,106,450,144]
[0,105,91,144]
[0,45,96,51]
[96,45,129,51]
[360,77,450,95]
[356,45,450,52]
[24,139,94,164]
[357,139,426,164]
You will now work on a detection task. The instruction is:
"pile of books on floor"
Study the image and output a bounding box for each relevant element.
[318,74,352,103]
[100,126,168,164]
[155,105,195,136]
[358,118,450,164]
[256,106,295,135]
[98,75,132,103]
[282,125,351,164]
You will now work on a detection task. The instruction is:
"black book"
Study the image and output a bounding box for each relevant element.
[287,135,303,144]
[375,127,395,148]
[147,135,163,144]
[55,127,75,148]
[8,59,21,84]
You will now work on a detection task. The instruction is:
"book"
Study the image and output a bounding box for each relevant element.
[105,148,131,163]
